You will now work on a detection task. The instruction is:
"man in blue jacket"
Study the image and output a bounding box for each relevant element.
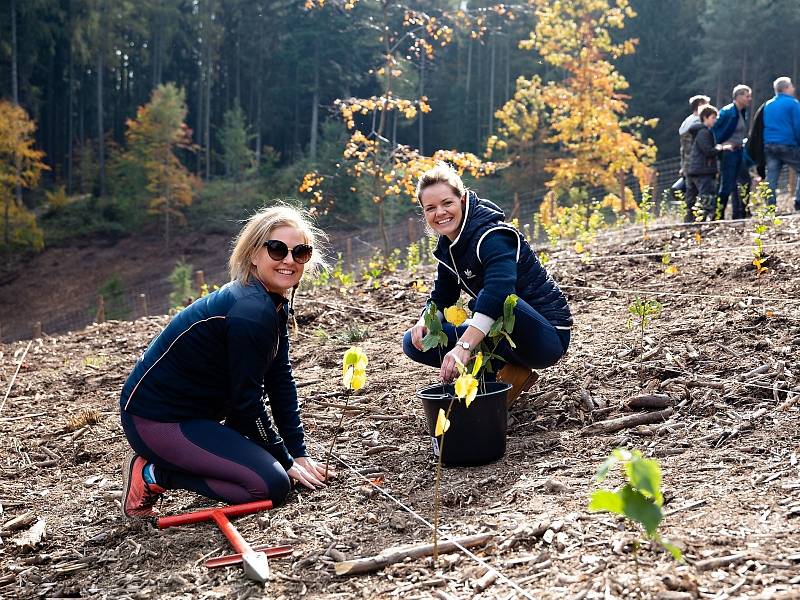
[712,84,752,220]
[763,76,800,211]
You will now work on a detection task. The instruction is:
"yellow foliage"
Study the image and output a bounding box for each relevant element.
[0,101,49,251]
[444,305,468,326]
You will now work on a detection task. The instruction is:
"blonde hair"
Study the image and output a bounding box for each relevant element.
[415,161,466,203]
[229,203,328,285]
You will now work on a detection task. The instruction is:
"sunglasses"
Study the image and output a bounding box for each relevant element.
[262,239,313,264]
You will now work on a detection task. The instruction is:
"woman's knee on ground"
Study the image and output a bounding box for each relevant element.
[239,458,291,505]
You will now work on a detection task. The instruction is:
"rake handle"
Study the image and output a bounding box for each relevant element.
[157,499,273,529]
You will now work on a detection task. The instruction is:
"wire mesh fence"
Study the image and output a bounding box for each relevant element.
[3,154,794,343]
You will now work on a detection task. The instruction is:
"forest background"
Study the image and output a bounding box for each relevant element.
[2,0,800,338]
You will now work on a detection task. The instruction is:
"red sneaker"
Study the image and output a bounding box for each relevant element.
[122,451,165,518]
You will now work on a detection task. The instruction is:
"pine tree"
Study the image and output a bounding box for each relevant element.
[125,83,200,248]
[219,104,254,181]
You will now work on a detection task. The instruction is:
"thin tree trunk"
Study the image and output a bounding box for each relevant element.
[418,51,425,154]
[196,75,203,176]
[204,51,212,180]
[235,22,241,105]
[489,33,496,136]
[476,40,482,148]
[11,0,18,105]
[11,0,22,205]
[292,60,300,160]
[67,37,75,193]
[464,37,472,116]
[504,34,510,103]
[309,38,320,162]
[97,49,106,197]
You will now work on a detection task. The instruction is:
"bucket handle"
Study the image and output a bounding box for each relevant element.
[416,381,456,400]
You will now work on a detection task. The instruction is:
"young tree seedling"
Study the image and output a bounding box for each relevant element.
[589,449,682,597]
[627,297,662,379]
[325,346,368,481]
[431,294,518,560]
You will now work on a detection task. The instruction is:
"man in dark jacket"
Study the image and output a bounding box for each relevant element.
[763,76,800,211]
[679,94,711,177]
[686,106,731,221]
[712,84,752,219]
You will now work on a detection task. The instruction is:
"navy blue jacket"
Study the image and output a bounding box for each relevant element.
[120,280,305,470]
[763,93,800,146]
[712,102,748,145]
[428,192,572,329]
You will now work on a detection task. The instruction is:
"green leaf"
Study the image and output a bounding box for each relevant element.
[438,331,448,347]
[595,454,619,483]
[619,484,663,537]
[489,317,504,337]
[502,331,517,349]
[660,539,683,561]
[503,294,518,333]
[588,489,624,515]
[625,454,663,505]
[422,333,443,351]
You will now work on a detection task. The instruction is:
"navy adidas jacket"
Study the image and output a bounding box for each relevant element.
[426,192,572,332]
[120,280,305,470]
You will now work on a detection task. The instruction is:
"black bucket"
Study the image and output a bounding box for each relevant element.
[417,381,511,467]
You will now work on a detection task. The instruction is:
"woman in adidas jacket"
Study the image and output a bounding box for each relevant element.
[403,163,572,404]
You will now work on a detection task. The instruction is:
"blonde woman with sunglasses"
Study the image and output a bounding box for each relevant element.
[119,204,332,518]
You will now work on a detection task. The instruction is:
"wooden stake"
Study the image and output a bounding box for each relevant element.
[95,295,105,323]
[345,237,353,267]
[32,322,42,339]
[512,192,520,221]
[139,293,148,317]
[407,217,415,243]
[195,270,205,290]
[334,533,493,576]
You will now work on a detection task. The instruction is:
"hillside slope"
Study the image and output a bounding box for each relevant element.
[1,218,799,599]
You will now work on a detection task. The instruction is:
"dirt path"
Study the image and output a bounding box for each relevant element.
[1,218,799,599]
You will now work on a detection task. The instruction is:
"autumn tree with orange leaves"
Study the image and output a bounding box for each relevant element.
[299,1,507,253]
[0,101,48,256]
[125,83,200,248]
[490,0,657,234]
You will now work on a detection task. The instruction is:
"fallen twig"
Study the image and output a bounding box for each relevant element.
[0,341,33,416]
[694,552,748,571]
[581,408,674,435]
[626,393,672,410]
[334,533,493,576]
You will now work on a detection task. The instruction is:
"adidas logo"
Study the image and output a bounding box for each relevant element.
[463,269,475,278]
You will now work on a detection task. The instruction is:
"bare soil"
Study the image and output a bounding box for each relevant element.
[1,217,799,599]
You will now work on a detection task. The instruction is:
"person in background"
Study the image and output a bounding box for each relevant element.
[679,94,711,221]
[762,76,800,211]
[402,163,572,407]
[712,84,752,220]
[119,204,332,519]
[687,106,732,220]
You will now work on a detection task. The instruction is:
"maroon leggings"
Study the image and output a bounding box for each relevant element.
[121,411,291,505]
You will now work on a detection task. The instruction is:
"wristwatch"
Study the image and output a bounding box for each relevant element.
[455,340,471,351]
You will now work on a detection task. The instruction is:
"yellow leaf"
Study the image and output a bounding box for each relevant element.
[574,240,585,254]
[471,351,483,376]
[444,305,468,326]
[454,373,478,407]
[665,265,678,276]
[351,368,366,391]
[434,408,450,436]
[694,231,702,245]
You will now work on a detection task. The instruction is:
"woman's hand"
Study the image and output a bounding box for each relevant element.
[411,320,428,351]
[289,456,336,490]
[440,344,472,383]
[287,458,326,490]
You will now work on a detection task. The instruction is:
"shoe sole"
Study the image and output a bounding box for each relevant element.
[121,451,138,519]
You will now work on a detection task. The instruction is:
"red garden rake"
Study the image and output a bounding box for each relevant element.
[157,499,292,583]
